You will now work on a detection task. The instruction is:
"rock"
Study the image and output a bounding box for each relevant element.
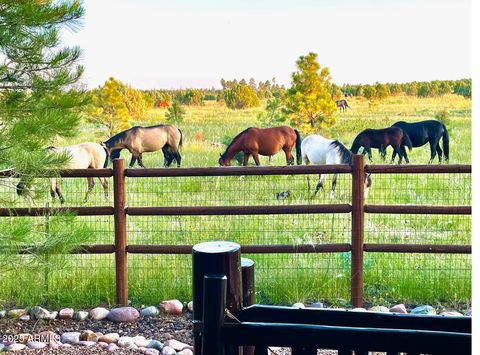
[62,343,73,347]
[292,303,305,309]
[58,308,74,319]
[27,341,47,350]
[98,342,109,348]
[6,343,27,352]
[0,344,5,352]
[80,330,98,342]
[108,307,140,322]
[143,349,160,355]
[38,331,62,348]
[162,346,177,355]
[369,306,390,313]
[106,343,119,352]
[90,307,110,321]
[308,302,324,308]
[389,304,408,314]
[135,337,151,348]
[31,306,56,320]
[0,310,6,318]
[19,315,30,321]
[61,332,81,344]
[141,306,160,317]
[99,333,120,344]
[411,305,436,315]
[466,308,472,316]
[441,311,463,316]
[18,333,31,344]
[118,336,135,348]
[147,339,164,350]
[160,300,183,315]
[187,301,193,312]
[351,307,367,312]
[165,339,191,351]
[7,309,27,318]
[178,349,194,355]
[77,340,97,347]
[73,310,89,321]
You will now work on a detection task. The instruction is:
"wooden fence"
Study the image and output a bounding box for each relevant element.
[0,156,472,307]
[193,241,472,355]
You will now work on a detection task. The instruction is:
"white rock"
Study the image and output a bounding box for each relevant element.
[31,306,53,320]
[118,336,135,348]
[292,303,305,309]
[58,308,74,319]
[77,340,97,347]
[6,343,27,351]
[143,349,160,355]
[187,301,193,313]
[61,332,81,344]
[89,307,110,320]
[389,304,408,314]
[165,339,191,351]
[7,309,27,318]
[99,333,120,344]
[19,315,30,321]
[135,337,151,348]
[162,346,177,355]
[441,311,463,316]
[0,310,6,318]
[178,349,194,355]
[98,341,109,348]
[351,307,367,312]
[73,311,89,321]
[107,343,119,352]
[368,306,390,313]
[141,306,160,317]
[27,341,47,350]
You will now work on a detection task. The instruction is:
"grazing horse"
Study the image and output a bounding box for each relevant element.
[336,99,350,112]
[17,142,109,204]
[219,126,301,166]
[350,127,412,164]
[390,120,449,163]
[103,124,183,168]
[302,134,372,197]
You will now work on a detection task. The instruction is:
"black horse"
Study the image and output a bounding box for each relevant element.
[388,120,449,164]
[351,127,412,164]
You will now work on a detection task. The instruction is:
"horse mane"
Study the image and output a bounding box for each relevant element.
[330,140,352,164]
[222,127,251,157]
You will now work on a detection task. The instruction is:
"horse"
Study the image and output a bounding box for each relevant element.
[336,99,350,112]
[302,134,372,197]
[103,124,183,168]
[17,142,109,204]
[389,120,450,164]
[350,127,412,164]
[218,126,301,166]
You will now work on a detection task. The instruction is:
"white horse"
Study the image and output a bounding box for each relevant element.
[46,142,109,204]
[301,134,371,197]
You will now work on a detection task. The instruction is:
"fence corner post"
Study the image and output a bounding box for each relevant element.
[113,158,128,306]
[351,154,365,308]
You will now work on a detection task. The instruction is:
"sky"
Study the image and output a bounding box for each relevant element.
[63,0,472,89]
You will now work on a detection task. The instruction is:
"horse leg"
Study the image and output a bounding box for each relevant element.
[428,140,437,164]
[172,151,182,167]
[83,177,95,202]
[129,154,138,168]
[242,152,250,166]
[436,144,443,164]
[49,178,56,201]
[284,147,294,165]
[401,145,410,164]
[330,173,338,199]
[314,174,326,195]
[55,184,65,205]
[99,177,109,200]
[251,152,261,166]
[367,148,373,162]
[137,154,146,168]
[162,147,170,167]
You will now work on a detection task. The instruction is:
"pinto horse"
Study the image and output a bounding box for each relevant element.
[390,120,449,163]
[302,134,372,197]
[351,127,412,164]
[219,126,301,166]
[103,124,182,168]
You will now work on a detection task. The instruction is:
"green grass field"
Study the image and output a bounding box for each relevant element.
[0,95,471,309]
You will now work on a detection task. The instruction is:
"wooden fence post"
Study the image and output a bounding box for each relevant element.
[113,158,128,306]
[351,154,365,308]
[241,258,255,355]
[192,241,243,355]
[202,274,227,355]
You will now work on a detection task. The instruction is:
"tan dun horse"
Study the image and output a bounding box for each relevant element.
[17,142,109,204]
[103,124,183,168]
[219,126,302,166]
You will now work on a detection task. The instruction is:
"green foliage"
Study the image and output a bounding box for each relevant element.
[89,77,131,136]
[435,110,450,126]
[284,52,336,131]
[182,89,204,106]
[166,100,186,123]
[257,97,288,127]
[224,82,261,110]
[120,83,150,120]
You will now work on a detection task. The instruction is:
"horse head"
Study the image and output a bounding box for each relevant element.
[218,153,230,166]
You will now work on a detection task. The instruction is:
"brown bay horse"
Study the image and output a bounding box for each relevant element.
[103,124,183,168]
[336,99,350,112]
[219,126,302,166]
[350,127,413,164]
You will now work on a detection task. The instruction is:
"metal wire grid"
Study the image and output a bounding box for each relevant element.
[127,252,351,306]
[365,214,471,245]
[363,253,471,305]
[0,176,113,208]
[366,172,471,205]
[125,174,353,207]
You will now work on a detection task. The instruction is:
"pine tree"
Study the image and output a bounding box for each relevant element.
[284,52,336,131]
[166,100,186,123]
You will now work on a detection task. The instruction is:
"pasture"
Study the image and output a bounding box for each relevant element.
[0,95,471,308]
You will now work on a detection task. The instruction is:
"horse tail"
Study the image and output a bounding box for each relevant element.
[402,132,413,152]
[294,129,302,165]
[178,128,183,148]
[442,124,449,161]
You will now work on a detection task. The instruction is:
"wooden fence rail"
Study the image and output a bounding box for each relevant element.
[0,156,471,307]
